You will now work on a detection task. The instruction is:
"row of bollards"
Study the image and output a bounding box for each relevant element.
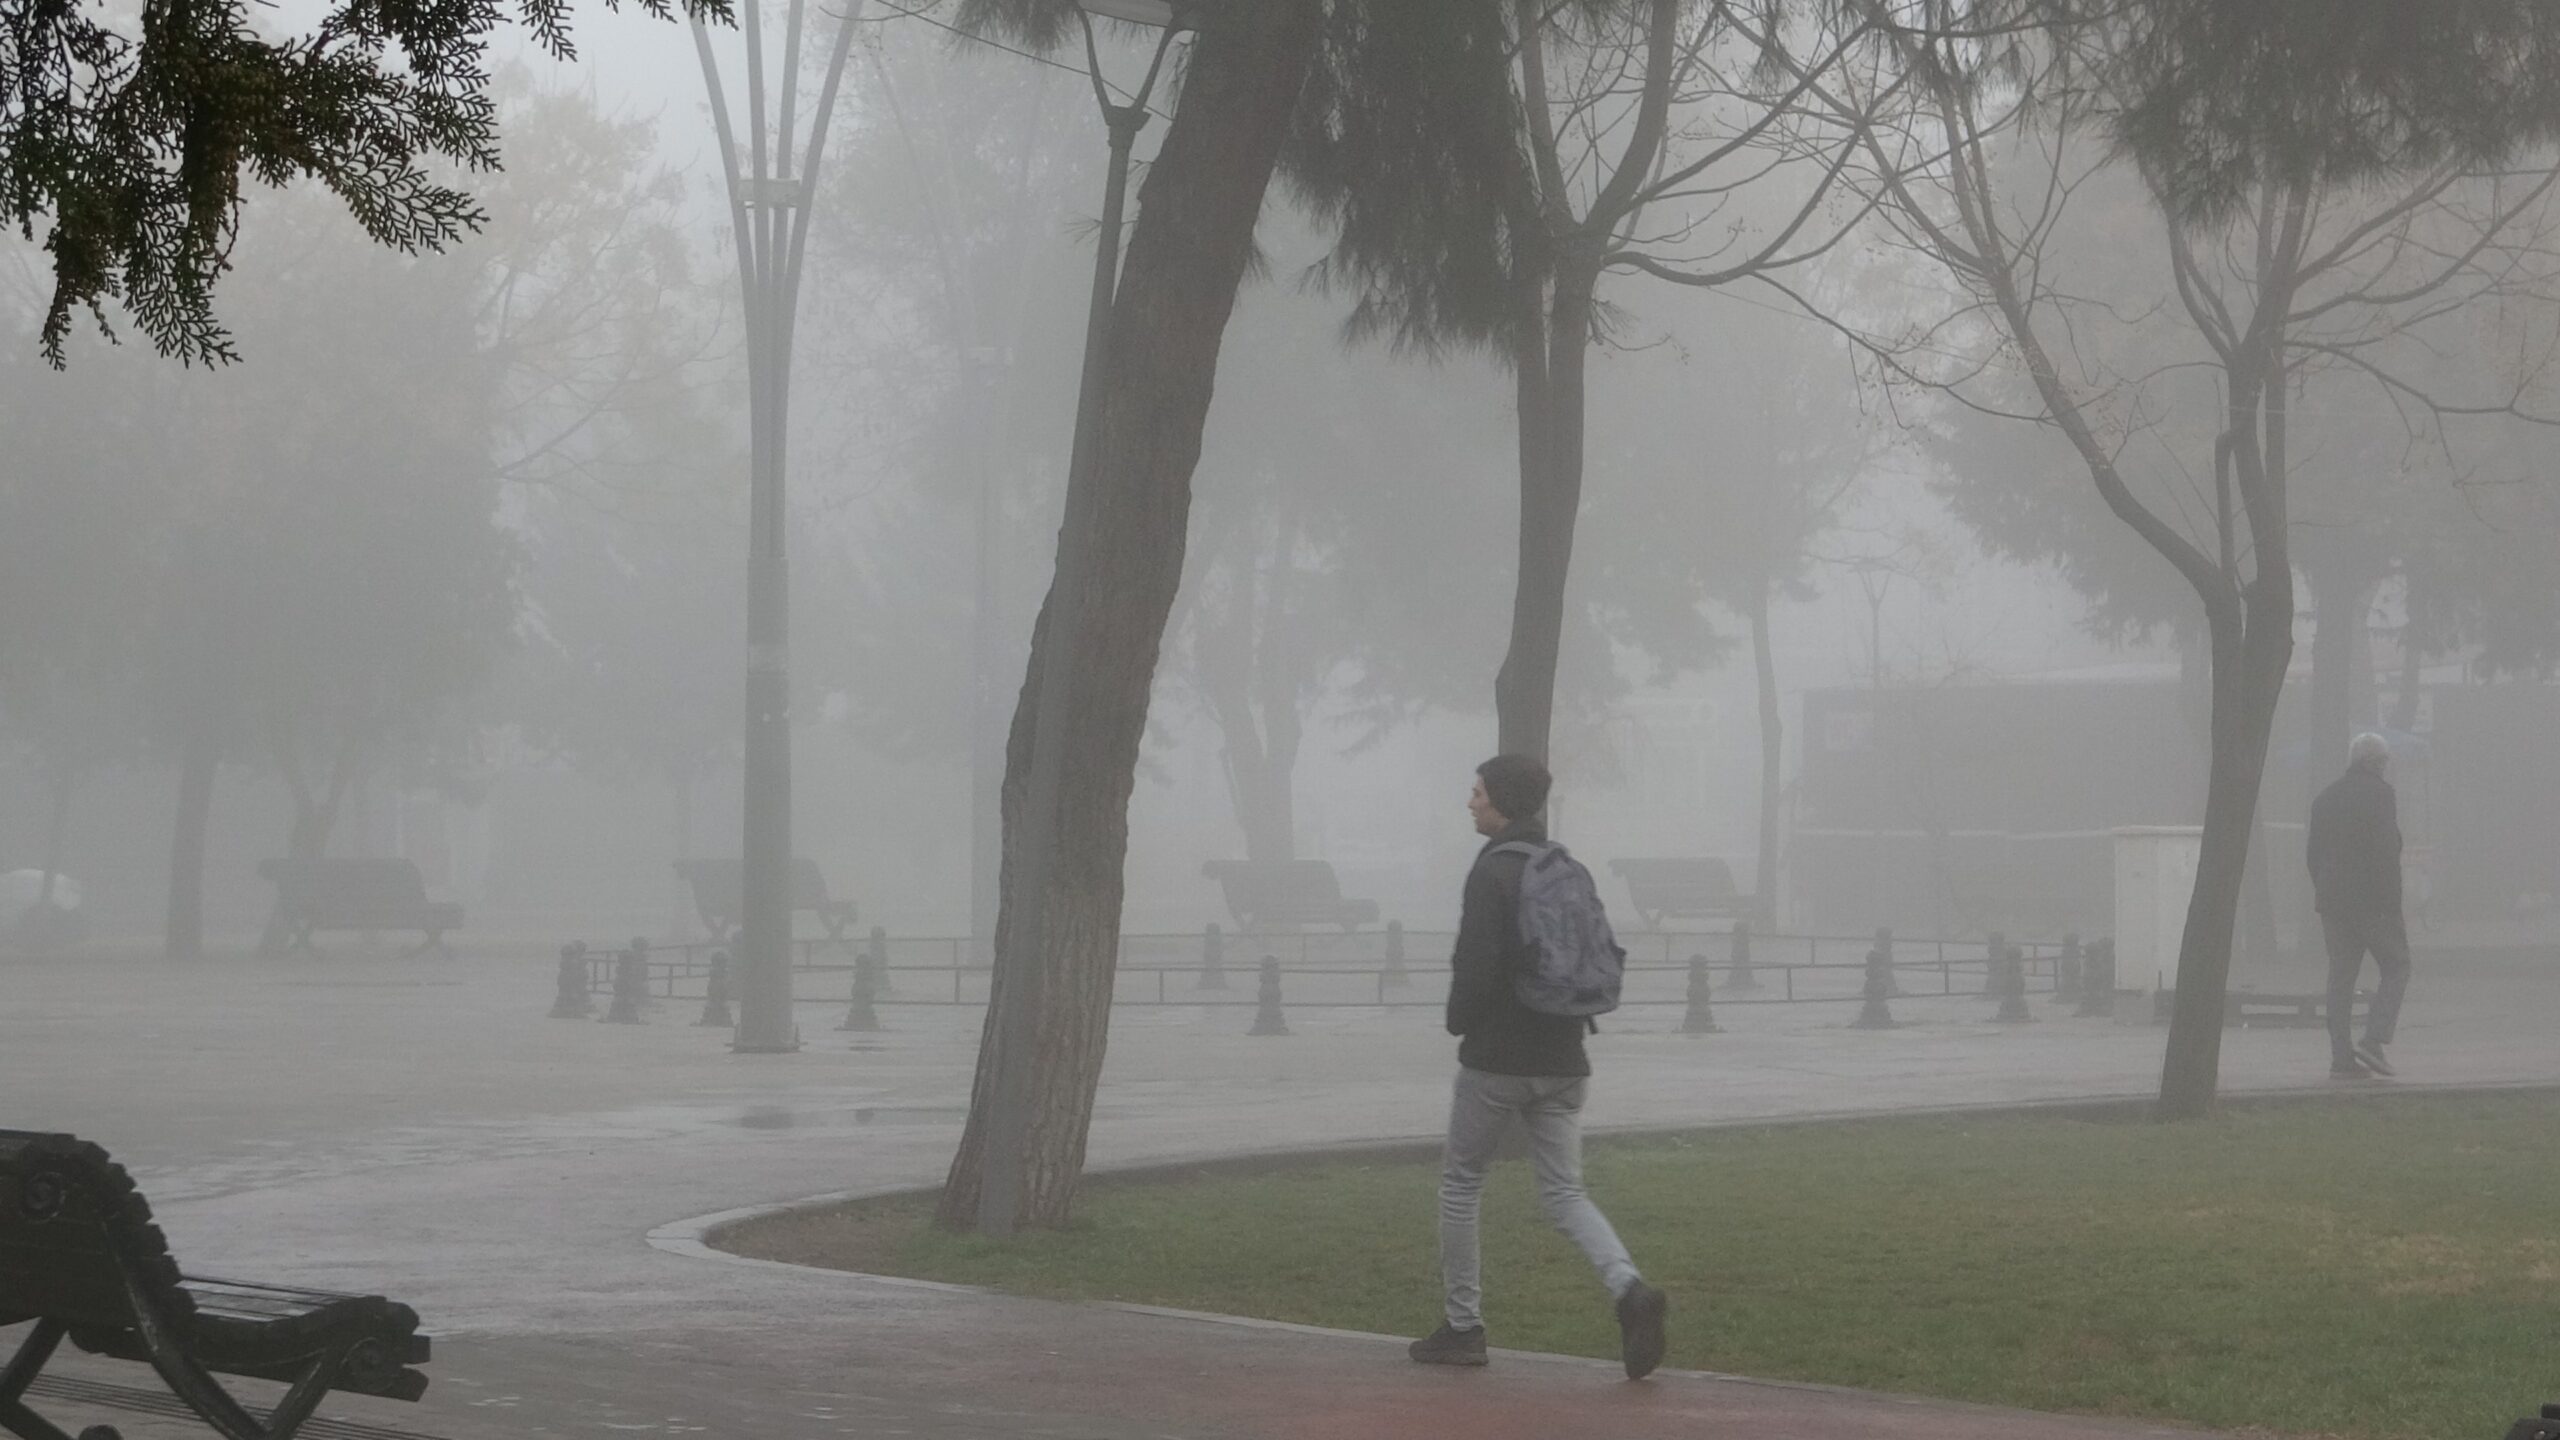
[1990,933,2032,1023]
[554,927,2127,1037]
[1683,956,1721,1034]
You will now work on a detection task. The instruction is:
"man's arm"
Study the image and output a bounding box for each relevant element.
[1446,861,1509,1037]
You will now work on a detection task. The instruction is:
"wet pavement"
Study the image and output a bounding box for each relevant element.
[4,938,2554,1437]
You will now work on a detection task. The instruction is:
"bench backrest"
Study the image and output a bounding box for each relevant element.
[0,1131,193,1333]
[1201,860,1348,909]
[1606,857,1740,906]
[674,858,833,913]
[258,859,433,922]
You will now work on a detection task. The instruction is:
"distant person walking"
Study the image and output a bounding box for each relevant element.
[2306,732,2411,1079]
[1409,753,1669,1379]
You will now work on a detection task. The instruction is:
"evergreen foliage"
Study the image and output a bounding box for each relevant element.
[0,0,727,365]
[2106,0,2560,222]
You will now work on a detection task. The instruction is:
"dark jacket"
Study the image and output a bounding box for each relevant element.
[1446,819,1591,1078]
[2306,764,2402,917]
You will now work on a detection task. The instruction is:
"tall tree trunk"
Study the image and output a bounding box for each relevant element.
[2159,586,2292,1117]
[1748,574,1782,932]
[1493,263,1597,760]
[970,460,1009,962]
[2304,543,2387,782]
[165,734,218,961]
[261,739,356,954]
[936,0,1324,1232]
[1233,674,1301,866]
[672,764,697,941]
[2389,568,2426,732]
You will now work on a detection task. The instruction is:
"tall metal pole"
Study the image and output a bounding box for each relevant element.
[977,9,1183,1238]
[694,0,864,1054]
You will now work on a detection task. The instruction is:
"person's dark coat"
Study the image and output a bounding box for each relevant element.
[1446,818,1590,1078]
[2306,764,2402,918]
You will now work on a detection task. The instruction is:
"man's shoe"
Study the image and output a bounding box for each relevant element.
[2330,1055,2375,1080]
[2354,1039,2396,1077]
[1409,1322,1489,1367]
[1615,1281,1669,1380]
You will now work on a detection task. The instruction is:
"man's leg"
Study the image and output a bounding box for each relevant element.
[1521,1078,1666,1378]
[1437,1068,1516,1332]
[2320,912,2367,1069]
[2363,912,2413,1047]
[1518,1079,1640,1297]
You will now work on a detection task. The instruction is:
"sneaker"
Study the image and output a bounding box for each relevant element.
[1615,1281,1669,1380]
[2354,1039,2396,1077]
[2330,1056,2374,1080]
[1408,1322,1488,1367]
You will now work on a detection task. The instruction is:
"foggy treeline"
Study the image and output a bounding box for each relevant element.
[3,10,2557,975]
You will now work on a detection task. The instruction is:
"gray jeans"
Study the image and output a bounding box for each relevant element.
[1438,1067,1641,1330]
[2322,909,2411,1062]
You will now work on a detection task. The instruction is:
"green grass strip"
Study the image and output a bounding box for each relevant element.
[725,1091,2560,1439]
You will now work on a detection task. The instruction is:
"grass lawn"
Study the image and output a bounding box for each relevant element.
[722,1090,2560,1439]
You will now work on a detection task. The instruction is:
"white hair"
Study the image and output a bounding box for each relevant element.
[2349,732,2392,768]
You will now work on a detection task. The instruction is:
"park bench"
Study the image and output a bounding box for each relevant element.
[255,860,462,961]
[1605,858,1749,930]
[673,858,858,947]
[2222,988,2368,1029]
[1199,861,1380,932]
[0,1129,430,1440]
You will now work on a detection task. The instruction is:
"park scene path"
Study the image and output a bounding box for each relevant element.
[5,936,2554,1438]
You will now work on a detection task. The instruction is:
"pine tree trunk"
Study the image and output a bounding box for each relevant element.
[1494,265,1597,760]
[165,735,218,962]
[935,0,1324,1232]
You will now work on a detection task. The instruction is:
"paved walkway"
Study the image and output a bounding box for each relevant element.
[4,938,2554,1438]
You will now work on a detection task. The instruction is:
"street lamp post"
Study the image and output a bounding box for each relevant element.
[975,0,1190,1236]
[694,0,865,1054]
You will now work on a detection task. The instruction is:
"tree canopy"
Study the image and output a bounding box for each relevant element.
[0,0,725,365]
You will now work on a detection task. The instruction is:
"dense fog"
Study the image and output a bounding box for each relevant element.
[3,10,2555,961]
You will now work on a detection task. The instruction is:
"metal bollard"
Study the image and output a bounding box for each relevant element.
[1383,920,1409,987]
[1200,922,1228,990]
[550,943,592,1019]
[1682,954,1722,1034]
[1852,927,1898,1029]
[2075,937,2116,1018]
[837,963,880,1032]
[1994,942,2032,1022]
[867,926,892,998]
[1723,921,1760,991]
[603,941,647,1024]
[1248,955,1289,1036]
[2052,932,2083,1004]
[696,950,735,1027]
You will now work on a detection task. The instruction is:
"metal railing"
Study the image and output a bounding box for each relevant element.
[557,926,2093,1012]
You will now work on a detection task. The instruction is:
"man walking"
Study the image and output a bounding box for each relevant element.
[1409,753,1669,1378]
[2306,732,2411,1079]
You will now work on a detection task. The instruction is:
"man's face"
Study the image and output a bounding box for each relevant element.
[1468,776,1506,837]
